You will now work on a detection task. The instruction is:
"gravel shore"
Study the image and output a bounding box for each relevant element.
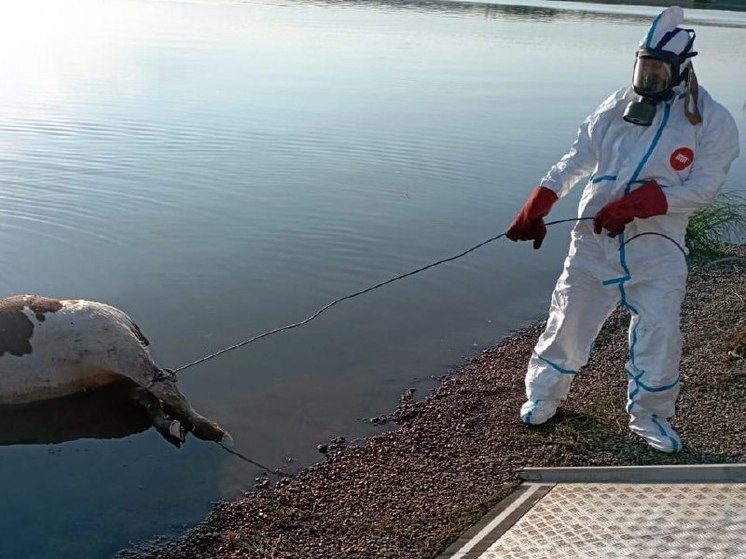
[124,247,746,559]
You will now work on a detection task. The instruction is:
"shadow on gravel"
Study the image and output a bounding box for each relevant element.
[522,409,739,467]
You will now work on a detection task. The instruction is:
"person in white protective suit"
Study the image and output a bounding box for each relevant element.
[505,6,740,453]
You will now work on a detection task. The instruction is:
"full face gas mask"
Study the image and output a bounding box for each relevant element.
[623,28,697,126]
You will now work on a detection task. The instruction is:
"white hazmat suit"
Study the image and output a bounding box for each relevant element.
[510,7,740,452]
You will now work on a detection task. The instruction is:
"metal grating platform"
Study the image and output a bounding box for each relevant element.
[480,483,746,559]
[440,465,746,559]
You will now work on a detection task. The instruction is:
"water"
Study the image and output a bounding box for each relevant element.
[0,0,744,556]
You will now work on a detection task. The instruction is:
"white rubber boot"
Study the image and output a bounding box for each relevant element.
[520,399,560,425]
[629,414,681,453]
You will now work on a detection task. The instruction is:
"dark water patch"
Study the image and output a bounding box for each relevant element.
[0,380,149,446]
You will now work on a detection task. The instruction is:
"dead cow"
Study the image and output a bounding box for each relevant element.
[0,295,230,447]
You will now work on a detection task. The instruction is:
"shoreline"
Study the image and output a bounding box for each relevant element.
[123,247,746,559]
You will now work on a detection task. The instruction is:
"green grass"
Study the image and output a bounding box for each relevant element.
[686,191,746,254]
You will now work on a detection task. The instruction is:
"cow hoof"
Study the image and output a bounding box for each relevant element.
[170,420,187,443]
[220,432,234,447]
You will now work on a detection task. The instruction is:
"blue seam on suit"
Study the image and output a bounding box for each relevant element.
[591,175,617,184]
[652,414,680,452]
[607,103,671,414]
[535,353,577,376]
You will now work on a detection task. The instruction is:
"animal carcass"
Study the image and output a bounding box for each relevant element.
[0,295,230,446]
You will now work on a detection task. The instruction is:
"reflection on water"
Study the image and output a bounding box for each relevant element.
[260,0,746,24]
[0,381,149,446]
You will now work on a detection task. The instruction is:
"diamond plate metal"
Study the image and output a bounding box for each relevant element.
[480,483,746,559]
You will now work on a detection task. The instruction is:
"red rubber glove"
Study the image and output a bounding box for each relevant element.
[506,186,559,249]
[593,179,668,237]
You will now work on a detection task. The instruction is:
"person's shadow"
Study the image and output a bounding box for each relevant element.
[0,380,151,445]
[532,410,740,466]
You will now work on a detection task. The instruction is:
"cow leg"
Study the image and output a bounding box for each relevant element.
[146,376,232,444]
[128,386,186,447]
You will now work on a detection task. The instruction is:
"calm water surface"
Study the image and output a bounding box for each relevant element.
[0,0,744,556]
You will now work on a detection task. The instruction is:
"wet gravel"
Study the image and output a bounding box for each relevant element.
[123,248,746,559]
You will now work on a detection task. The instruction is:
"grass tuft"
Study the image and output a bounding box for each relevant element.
[686,191,746,254]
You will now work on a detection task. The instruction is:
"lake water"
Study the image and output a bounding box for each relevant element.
[0,0,744,556]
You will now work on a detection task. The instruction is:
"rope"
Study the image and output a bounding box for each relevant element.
[171,217,685,375]
[621,232,689,259]
[215,442,291,478]
[195,217,685,475]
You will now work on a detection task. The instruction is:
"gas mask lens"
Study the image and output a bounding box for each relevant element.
[632,57,673,96]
